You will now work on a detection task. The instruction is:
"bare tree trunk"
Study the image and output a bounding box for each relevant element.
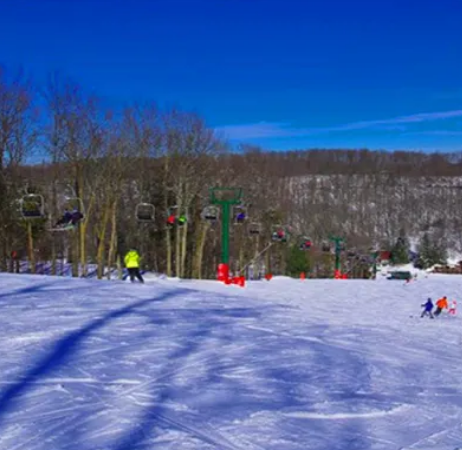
[96,202,110,279]
[180,220,188,278]
[163,154,172,276]
[175,222,181,277]
[117,255,123,279]
[253,235,261,279]
[50,181,58,276]
[51,238,57,276]
[192,221,209,278]
[1,229,8,272]
[27,222,36,274]
[106,200,118,280]
[165,227,172,276]
[77,168,88,277]
[238,227,246,272]
[265,247,271,275]
[72,230,79,277]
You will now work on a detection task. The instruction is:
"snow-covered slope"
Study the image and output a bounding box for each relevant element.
[0,273,462,450]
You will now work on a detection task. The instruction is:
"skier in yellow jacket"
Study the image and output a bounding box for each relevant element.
[124,248,144,283]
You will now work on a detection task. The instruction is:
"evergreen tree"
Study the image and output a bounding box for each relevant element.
[391,234,410,265]
[286,244,310,277]
[415,233,447,269]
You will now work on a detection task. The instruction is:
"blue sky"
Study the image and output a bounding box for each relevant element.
[1,0,461,151]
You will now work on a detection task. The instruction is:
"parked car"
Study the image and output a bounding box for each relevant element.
[387,271,412,280]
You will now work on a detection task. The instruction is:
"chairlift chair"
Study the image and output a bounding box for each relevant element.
[63,196,85,216]
[166,205,177,227]
[166,205,188,227]
[201,205,220,222]
[299,236,312,250]
[136,203,155,222]
[177,213,188,227]
[271,224,287,243]
[232,205,247,225]
[49,222,78,232]
[248,222,261,235]
[21,194,45,219]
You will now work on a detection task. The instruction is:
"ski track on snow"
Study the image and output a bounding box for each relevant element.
[1,273,462,449]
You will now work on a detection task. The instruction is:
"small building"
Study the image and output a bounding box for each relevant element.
[378,251,392,265]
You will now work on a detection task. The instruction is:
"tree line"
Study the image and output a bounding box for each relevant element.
[1,65,462,279]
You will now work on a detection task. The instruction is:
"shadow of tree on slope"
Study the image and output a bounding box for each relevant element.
[102,307,374,450]
[0,281,57,303]
[0,287,192,430]
[0,281,379,450]
[108,305,267,450]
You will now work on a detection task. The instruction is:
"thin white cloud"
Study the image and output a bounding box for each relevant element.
[334,110,462,132]
[216,110,462,140]
[405,130,462,136]
[215,122,303,139]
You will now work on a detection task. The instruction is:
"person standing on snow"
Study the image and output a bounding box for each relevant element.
[434,296,448,316]
[124,248,144,283]
[421,298,434,319]
[449,300,457,315]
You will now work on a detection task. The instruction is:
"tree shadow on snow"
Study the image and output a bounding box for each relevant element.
[104,311,377,450]
[0,282,380,450]
[0,287,193,430]
[0,280,56,303]
[105,305,266,450]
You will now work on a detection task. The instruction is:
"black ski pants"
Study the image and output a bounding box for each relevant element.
[128,267,144,283]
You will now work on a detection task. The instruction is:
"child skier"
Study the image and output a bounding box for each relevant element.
[449,300,457,315]
[421,298,434,319]
[434,296,448,316]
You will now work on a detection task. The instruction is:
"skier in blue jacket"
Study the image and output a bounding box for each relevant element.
[421,298,434,318]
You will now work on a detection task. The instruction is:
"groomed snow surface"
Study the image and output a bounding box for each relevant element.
[0,272,462,450]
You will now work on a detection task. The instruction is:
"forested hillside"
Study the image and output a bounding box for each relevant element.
[1,67,461,279]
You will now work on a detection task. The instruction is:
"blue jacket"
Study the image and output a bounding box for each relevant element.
[422,299,433,312]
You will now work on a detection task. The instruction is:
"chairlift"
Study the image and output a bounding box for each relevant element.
[21,194,45,219]
[51,209,84,231]
[248,222,261,235]
[136,203,155,222]
[49,222,78,232]
[166,205,178,227]
[299,236,312,251]
[271,224,288,243]
[63,197,85,218]
[232,205,247,225]
[177,213,188,227]
[201,205,220,222]
[166,205,188,227]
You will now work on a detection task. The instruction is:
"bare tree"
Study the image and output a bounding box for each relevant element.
[45,74,103,276]
[162,109,226,278]
[0,66,37,270]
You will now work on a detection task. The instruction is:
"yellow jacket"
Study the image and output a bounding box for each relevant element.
[124,250,141,269]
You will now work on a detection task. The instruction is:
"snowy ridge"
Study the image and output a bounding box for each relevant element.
[0,273,462,449]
